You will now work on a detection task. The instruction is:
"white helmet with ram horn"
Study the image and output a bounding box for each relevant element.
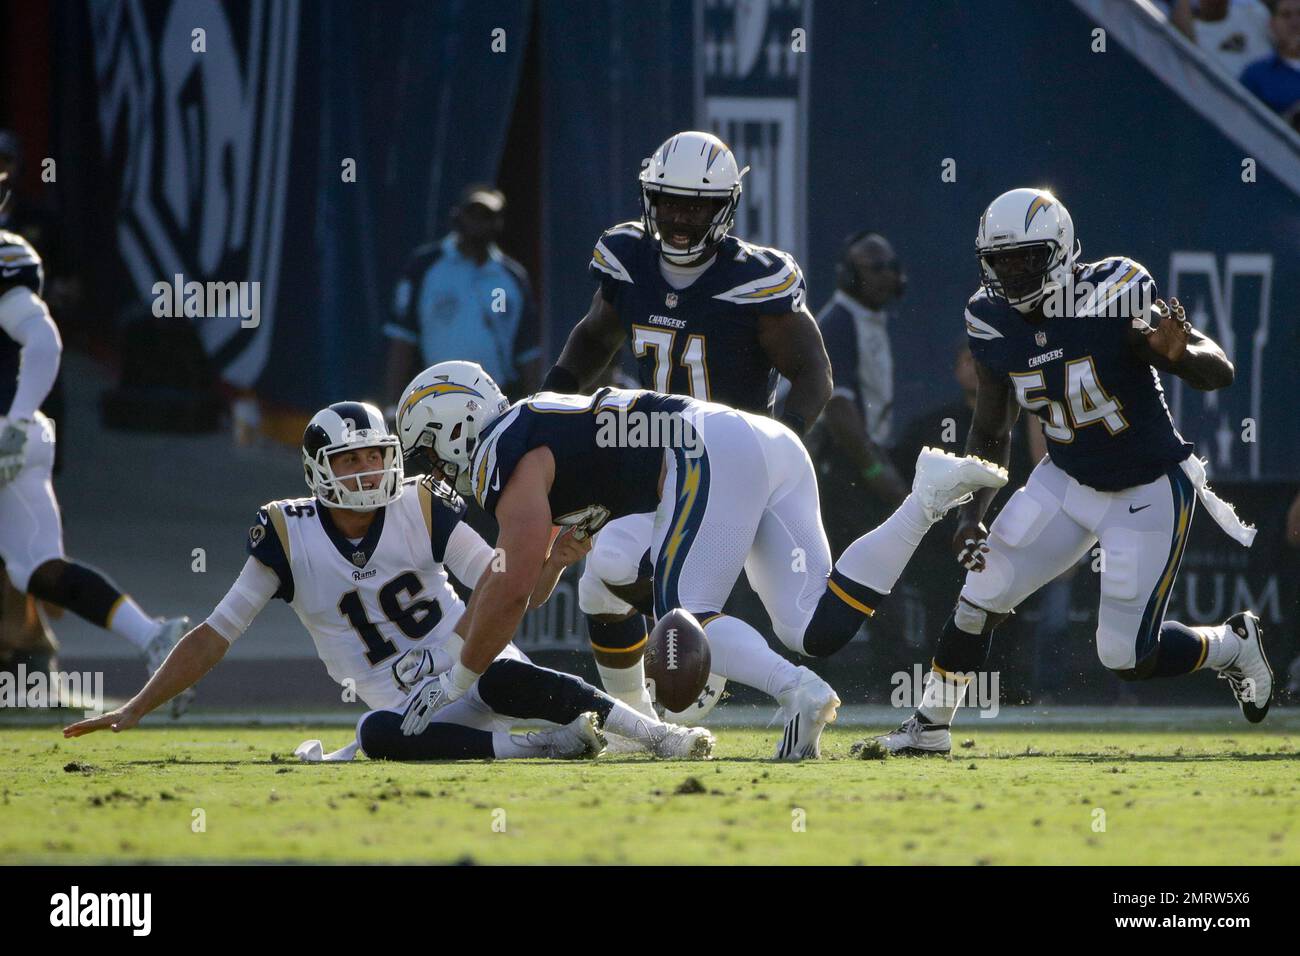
[302,401,404,511]
[396,361,509,496]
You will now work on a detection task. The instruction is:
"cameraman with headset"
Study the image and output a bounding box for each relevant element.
[812,230,909,555]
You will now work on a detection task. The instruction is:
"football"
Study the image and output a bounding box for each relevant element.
[644,608,712,714]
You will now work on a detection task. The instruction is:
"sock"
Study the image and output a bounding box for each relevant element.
[596,661,655,715]
[493,732,548,759]
[357,710,495,759]
[833,493,931,594]
[603,698,666,738]
[917,667,970,726]
[475,659,614,725]
[27,561,160,648]
[802,570,884,657]
[919,603,1000,724]
[702,614,800,699]
[108,597,162,649]
[1194,623,1241,670]
[588,615,654,714]
[1136,621,1224,678]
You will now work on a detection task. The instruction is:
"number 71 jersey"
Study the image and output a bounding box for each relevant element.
[246,478,470,710]
[964,257,1192,492]
[590,220,807,415]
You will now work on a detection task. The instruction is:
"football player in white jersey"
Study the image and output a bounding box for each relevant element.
[64,399,714,760]
[0,173,190,712]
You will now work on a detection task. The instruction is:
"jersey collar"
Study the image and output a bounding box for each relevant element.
[830,289,887,327]
[315,501,387,569]
[442,231,503,265]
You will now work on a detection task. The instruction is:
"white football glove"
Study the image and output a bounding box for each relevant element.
[399,672,454,737]
[0,419,30,487]
[391,647,435,694]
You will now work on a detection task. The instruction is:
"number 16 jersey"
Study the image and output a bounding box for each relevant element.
[245,477,493,709]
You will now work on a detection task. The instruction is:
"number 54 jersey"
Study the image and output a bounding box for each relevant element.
[245,477,494,710]
[964,257,1193,492]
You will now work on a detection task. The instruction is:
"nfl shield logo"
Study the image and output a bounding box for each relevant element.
[351,550,367,568]
[1035,331,1047,347]
[665,292,678,308]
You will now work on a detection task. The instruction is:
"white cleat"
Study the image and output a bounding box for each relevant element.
[649,722,715,760]
[524,712,607,759]
[144,616,193,718]
[912,447,1009,522]
[774,667,840,760]
[869,713,952,756]
[1218,611,1273,724]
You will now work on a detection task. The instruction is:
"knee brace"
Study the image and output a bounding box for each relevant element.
[802,570,887,658]
[585,532,646,588]
[933,598,1007,675]
[578,566,634,616]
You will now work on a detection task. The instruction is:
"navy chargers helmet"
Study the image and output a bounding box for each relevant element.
[639,131,749,265]
[302,401,404,511]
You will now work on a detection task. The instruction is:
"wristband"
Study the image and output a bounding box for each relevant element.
[449,660,480,695]
[541,366,580,393]
[862,461,884,481]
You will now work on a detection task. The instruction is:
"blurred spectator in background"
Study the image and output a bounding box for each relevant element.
[813,231,909,556]
[890,340,1044,481]
[1240,0,1300,126]
[1168,0,1273,77]
[383,185,540,411]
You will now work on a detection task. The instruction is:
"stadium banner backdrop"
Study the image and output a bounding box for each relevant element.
[696,0,810,265]
[538,0,696,362]
[64,0,530,405]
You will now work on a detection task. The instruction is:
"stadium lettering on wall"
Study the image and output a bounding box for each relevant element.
[1166,252,1273,479]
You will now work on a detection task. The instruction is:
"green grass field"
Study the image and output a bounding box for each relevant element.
[3,720,1298,865]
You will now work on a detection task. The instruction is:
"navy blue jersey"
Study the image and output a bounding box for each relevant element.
[965,256,1192,491]
[0,231,46,413]
[590,221,806,415]
[468,387,695,532]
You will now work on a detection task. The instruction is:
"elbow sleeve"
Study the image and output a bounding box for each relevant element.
[206,558,279,642]
[0,290,62,420]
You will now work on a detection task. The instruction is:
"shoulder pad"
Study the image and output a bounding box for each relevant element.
[964,290,1009,341]
[1075,256,1154,318]
[591,221,645,284]
[0,231,44,297]
[712,242,807,311]
[416,477,467,563]
[467,405,522,512]
[247,503,296,601]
